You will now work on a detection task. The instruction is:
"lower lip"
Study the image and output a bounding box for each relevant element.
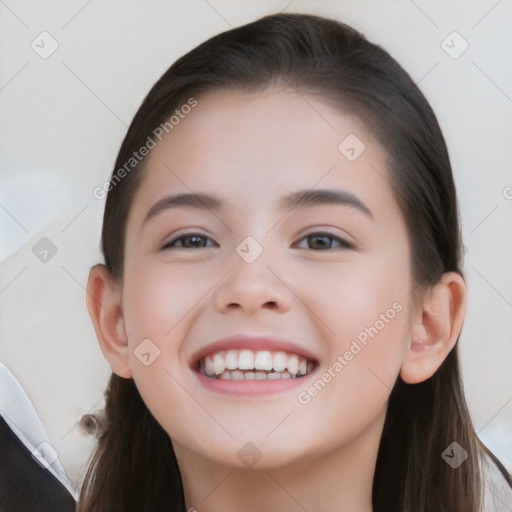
[193,369,314,396]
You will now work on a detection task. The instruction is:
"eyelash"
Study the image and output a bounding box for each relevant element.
[161,231,354,251]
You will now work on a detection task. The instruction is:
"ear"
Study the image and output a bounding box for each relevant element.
[86,264,133,378]
[400,272,467,384]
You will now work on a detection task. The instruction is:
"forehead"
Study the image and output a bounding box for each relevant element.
[150,87,375,172]
[128,87,399,225]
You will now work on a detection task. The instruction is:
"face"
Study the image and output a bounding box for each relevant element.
[120,87,413,468]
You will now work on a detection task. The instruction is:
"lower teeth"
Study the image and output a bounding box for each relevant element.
[208,369,297,380]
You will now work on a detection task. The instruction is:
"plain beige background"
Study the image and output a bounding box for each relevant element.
[1,0,511,491]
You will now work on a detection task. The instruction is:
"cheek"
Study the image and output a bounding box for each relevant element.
[120,261,215,445]
[121,259,211,398]
[297,251,410,354]
[291,276,408,449]
[291,249,410,416]
[122,258,211,340]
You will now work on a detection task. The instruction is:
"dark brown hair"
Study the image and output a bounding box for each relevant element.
[79,12,511,511]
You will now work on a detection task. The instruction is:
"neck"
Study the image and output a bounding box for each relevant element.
[173,415,383,512]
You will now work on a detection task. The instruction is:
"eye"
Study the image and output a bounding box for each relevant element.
[161,231,353,251]
[293,232,354,251]
[162,232,217,250]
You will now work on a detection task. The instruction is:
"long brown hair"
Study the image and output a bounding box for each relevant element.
[79,13,511,511]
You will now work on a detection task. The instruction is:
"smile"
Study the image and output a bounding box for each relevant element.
[199,349,315,380]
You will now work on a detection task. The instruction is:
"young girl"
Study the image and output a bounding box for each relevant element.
[80,13,512,512]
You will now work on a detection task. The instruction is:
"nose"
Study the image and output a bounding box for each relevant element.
[212,253,294,315]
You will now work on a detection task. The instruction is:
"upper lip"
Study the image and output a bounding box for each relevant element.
[189,334,318,369]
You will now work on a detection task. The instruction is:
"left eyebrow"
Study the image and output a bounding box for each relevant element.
[142,188,374,226]
[278,189,374,220]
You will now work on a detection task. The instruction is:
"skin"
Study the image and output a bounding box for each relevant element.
[87,87,467,512]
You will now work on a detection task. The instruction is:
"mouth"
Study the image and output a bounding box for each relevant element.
[197,349,316,380]
[190,335,319,394]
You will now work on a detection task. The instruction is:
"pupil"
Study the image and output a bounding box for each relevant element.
[310,235,330,250]
[185,236,204,248]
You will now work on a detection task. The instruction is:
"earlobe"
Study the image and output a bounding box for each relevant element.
[86,264,133,378]
[400,272,467,384]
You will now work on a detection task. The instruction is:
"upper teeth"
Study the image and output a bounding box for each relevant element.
[199,349,314,379]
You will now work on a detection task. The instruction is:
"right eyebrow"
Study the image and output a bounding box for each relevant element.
[142,192,225,226]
